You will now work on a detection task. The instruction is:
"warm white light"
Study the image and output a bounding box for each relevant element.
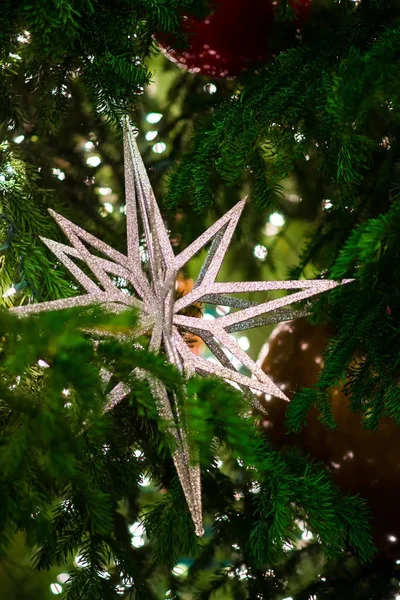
[17,32,30,44]
[204,83,217,94]
[250,481,261,494]
[139,475,151,487]
[146,112,163,124]
[203,312,216,320]
[98,187,112,196]
[254,244,268,261]
[322,199,333,210]
[52,168,65,181]
[3,285,16,298]
[57,573,70,584]
[131,536,145,548]
[172,563,188,577]
[388,534,397,543]
[238,336,250,351]
[74,554,89,568]
[50,583,63,595]
[14,135,24,144]
[84,141,95,151]
[302,530,313,541]
[86,155,101,167]
[103,202,114,213]
[38,359,50,368]
[129,521,145,536]
[294,132,305,142]
[152,142,166,154]
[269,212,285,227]
[145,130,158,141]
[98,570,111,579]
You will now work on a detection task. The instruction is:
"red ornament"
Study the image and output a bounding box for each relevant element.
[158,0,312,78]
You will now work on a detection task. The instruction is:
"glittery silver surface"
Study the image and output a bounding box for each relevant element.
[10,119,352,537]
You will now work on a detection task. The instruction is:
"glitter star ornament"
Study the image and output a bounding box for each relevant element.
[11,119,351,536]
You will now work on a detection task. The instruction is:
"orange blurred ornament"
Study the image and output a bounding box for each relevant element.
[258,318,400,554]
[175,273,203,355]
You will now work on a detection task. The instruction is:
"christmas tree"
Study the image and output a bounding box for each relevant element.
[1,0,400,598]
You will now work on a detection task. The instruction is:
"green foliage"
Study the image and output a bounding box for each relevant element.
[0,305,374,598]
[0,0,201,130]
[0,145,74,304]
[165,3,400,213]
[287,198,400,432]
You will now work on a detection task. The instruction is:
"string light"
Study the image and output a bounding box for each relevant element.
[238,336,250,351]
[14,135,24,144]
[37,359,50,368]
[129,521,146,548]
[103,202,114,213]
[216,304,230,316]
[152,142,166,154]
[17,31,30,43]
[145,130,158,141]
[203,312,216,320]
[50,583,63,595]
[98,570,111,579]
[86,155,101,167]
[146,112,163,124]
[294,132,305,142]
[204,83,217,94]
[254,244,268,261]
[52,168,65,181]
[269,212,285,227]
[3,285,16,298]
[74,554,89,568]
[139,475,151,487]
[172,563,188,577]
[98,187,112,196]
